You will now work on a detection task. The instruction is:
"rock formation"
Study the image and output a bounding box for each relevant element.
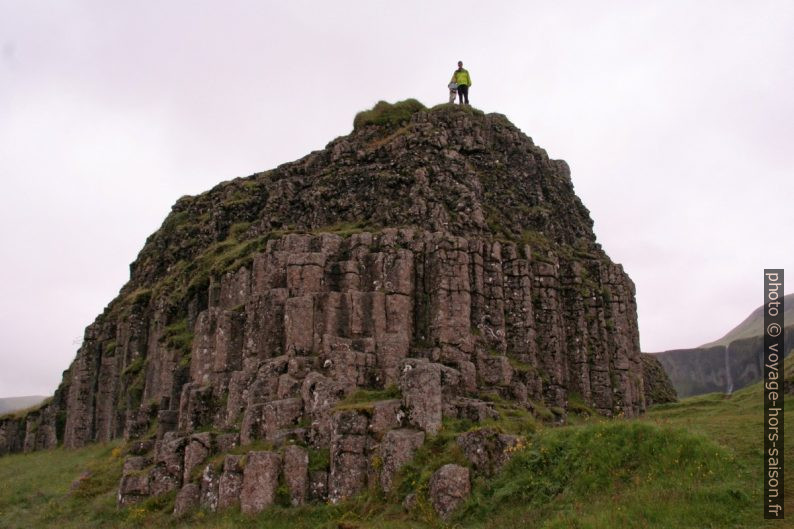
[0,101,649,518]
[429,464,471,520]
[639,353,677,405]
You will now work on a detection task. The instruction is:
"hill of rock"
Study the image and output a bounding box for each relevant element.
[0,101,653,516]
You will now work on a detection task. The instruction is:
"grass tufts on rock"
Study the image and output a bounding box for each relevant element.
[333,386,401,412]
[353,99,426,130]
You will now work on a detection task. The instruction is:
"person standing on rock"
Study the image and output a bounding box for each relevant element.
[451,61,472,105]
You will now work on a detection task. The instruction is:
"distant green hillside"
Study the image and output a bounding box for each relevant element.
[654,293,793,398]
[2,371,791,528]
[700,293,794,348]
[0,396,47,416]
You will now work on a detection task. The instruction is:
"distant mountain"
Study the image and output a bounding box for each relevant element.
[653,294,793,398]
[699,293,794,347]
[0,396,48,416]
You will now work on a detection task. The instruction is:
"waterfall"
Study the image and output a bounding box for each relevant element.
[724,344,734,395]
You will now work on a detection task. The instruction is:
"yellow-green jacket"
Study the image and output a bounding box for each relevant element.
[453,68,471,87]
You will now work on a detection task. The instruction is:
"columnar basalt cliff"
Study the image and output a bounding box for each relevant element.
[639,353,677,405]
[0,102,647,514]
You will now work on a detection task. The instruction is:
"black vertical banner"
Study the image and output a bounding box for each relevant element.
[764,269,784,519]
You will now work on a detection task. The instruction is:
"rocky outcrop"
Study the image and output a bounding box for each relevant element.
[0,102,647,516]
[241,451,282,514]
[283,444,309,506]
[400,361,442,435]
[456,428,519,477]
[379,428,425,493]
[429,464,471,520]
[329,410,371,504]
[640,353,677,405]
[173,483,200,516]
[218,455,244,510]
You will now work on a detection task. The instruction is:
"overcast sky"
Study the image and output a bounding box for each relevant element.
[1,0,792,397]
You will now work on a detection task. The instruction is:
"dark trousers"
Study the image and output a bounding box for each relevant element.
[457,84,469,104]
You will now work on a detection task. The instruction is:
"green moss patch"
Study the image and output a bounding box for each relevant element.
[353,99,426,130]
[334,386,401,413]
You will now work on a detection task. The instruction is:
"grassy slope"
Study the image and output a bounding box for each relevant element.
[700,293,794,348]
[1,378,791,529]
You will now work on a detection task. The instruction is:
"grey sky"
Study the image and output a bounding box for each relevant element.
[1,0,792,397]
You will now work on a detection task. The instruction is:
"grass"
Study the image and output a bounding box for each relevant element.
[459,422,751,528]
[0,442,126,528]
[1,374,789,528]
[160,319,194,359]
[428,102,487,117]
[311,220,373,238]
[353,99,426,131]
[334,386,401,412]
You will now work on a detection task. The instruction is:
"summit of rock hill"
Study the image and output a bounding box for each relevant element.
[128,101,597,291]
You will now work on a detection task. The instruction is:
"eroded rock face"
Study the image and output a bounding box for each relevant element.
[2,104,647,518]
[283,444,309,506]
[379,429,425,493]
[309,470,329,503]
[640,353,677,405]
[218,455,244,510]
[429,464,471,520]
[240,451,282,514]
[118,472,150,507]
[183,432,213,484]
[457,428,518,477]
[174,483,200,516]
[329,410,371,504]
[150,432,188,496]
[400,361,442,435]
[199,464,220,512]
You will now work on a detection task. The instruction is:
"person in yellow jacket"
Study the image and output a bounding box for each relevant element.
[450,61,472,105]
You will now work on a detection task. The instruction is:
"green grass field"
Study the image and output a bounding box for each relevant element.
[1,374,790,529]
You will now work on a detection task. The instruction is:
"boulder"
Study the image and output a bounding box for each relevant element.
[400,361,442,435]
[283,444,309,505]
[301,371,345,448]
[240,451,282,514]
[369,400,404,436]
[117,472,149,507]
[329,410,370,503]
[456,428,518,476]
[428,464,470,520]
[218,455,244,510]
[122,456,150,474]
[476,354,514,387]
[128,439,155,456]
[378,428,425,493]
[183,432,213,484]
[199,464,220,512]
[173,483,200,516]
[309,470,329,503]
